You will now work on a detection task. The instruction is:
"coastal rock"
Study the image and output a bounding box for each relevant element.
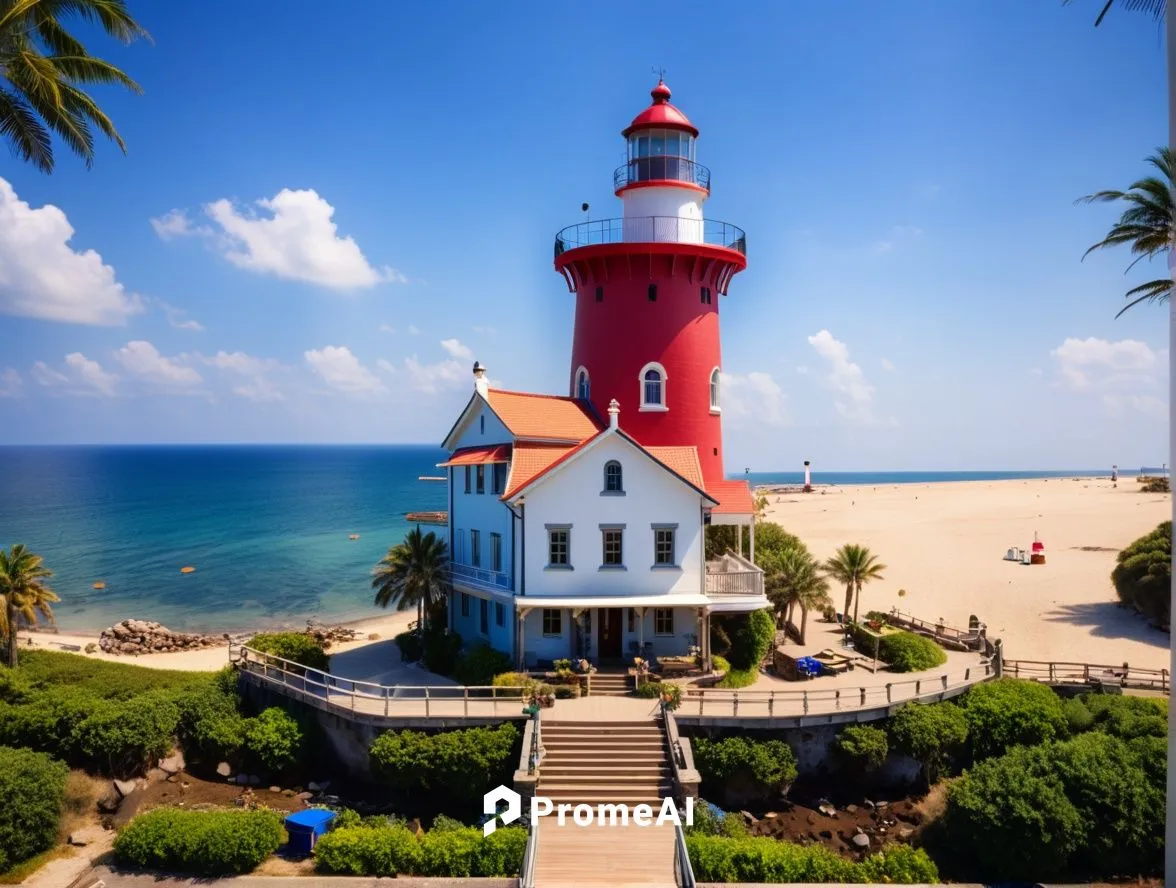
[852,833,871,849]
[99,619,227,656]
[96,788,121,814]
[113,779,138,798]
[216,762,232,778]
[307,780,330,792]
[159,752,185,775]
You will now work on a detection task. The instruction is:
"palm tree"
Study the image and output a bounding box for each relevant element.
[823,544,887,625]
[764,546,831,645]
[1,0,149,173]
[0,544,59,667]
[1078,147,1173,317]
[371,526,451,637]
[1063,0,1165,27]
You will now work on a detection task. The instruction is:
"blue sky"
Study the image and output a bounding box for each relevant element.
[0,0,1167,471]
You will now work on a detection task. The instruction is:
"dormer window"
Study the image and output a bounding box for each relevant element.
[575,367,591,400]
[603,460,624,494]
[710,368,721,413]
[639,362,667,411]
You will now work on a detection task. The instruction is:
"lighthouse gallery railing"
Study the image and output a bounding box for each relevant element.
[554,216,746,257]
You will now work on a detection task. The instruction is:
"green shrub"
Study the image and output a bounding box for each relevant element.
[887,702,968,785]
[0,746,69,869]
[11,650,212,698]
[960,678,1067,760]
[1062,696,1096,734]
[176,680,248,762]
[686,801,749,838]
[727,609,775,670]
[113,807,283,876]
[834,725,888,773]
[0,669,31,703]
[369,723,518,809]
[314,824,423,875]
[248,633,329,672]
[314,823,525,877]
[877,631,946,672]
[394,631,423,663]
[1112,521,1170,626]
[422,629,463,676]
[0,688,98,761]
[452,644,513,686]
[711,655,731,674]
[715,666,757,689]
[77,692,181,776]
[1080,693,1167,739]
[693,736,797,806]
[686,835,939,883]
[243,707,301,772]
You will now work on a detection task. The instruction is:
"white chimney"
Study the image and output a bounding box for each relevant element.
[472,361,489,398]
[607,398,620,430]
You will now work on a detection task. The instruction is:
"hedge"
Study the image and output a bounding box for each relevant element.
[77,692,181,776]
[314,823,527,877]
[686,836,939,883]
[113,807,283,876]
[959,678,1067,760]
[244,707,302,772]
[834,724,888,773]
[0,746,68,871]
[693,736,797,806]
[1111,521,1170,626]
[877,631,946,672]
[248,632,329,672]
[727,609,775,670]
[452,644,513,686]
[887,702,968,785]
[1070,693,1167,740]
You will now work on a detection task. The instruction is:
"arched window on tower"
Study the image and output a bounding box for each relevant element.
[639,362,668,411]
[710,368,721,413]
[603,460,624,494]
[575,367,591,400]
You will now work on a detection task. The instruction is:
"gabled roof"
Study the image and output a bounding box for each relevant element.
[502,441,583,499]
[438,444,512,467]
[646,446,705,490]
[708,480,756,516]
[485,389,602,442]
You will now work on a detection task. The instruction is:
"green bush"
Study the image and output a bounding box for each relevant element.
[1111,521,1170,626]
[77,692,181,776]
[944,732,1163,881]
[0,746,69,869]
[113,807,283,876]
[248,632,329,672]
[686,835,939,883]
[877,631,946,672]
[394,631,423,663]
[686,801,749,838]
[1078,693,1167,739]
[711,655,731,674]
[175,675,248,762]
[0,687,97,761]
[369,723,518,809]
[11,650,212,698]
[887,702,968,785]
[727,609,775,670]
[1062,695,1096,734]
[693,736,797,806]
[315,823,525,876]
[243,707,302,772]
[834,725,888,773]
[715,666,757,689]
[423,628,463,676]
[960,678,1067,760]
[452,644,513,686]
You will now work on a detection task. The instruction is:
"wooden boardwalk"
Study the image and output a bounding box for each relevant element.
[535,820,676,888]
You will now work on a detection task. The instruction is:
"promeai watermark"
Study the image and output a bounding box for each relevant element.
[483,785,694,834]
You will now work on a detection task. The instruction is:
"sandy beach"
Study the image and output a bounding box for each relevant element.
[762,476,1170,670]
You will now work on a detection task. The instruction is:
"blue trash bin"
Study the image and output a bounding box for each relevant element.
[284,808,337,857]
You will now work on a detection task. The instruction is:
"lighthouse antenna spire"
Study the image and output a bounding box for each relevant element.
[652,65,666,82]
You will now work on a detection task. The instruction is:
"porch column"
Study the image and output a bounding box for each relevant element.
[749,520,756,562]
[571,608,585,659]
[703,608,712,671]
[516,607,532,670]
[736,524,743,557]
[635,606,647,657]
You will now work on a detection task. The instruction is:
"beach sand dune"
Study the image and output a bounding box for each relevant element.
[762,477,1170,671]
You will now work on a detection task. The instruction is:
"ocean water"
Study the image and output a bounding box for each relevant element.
[0,446,447,633]
[0,447,1130,633]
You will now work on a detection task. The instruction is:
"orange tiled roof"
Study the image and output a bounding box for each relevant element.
[486,389,602,442]
[708,479,756,515]
[502,441,583,499]
[646,446,705,490]
[438,444,512,467]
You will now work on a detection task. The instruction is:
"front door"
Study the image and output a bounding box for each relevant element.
[597,607,622,660]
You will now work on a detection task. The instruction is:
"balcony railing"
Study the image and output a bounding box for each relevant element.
[555,216,746,257]
[447,561,511,592]
[705,552,764,599]
[614,157,711,192]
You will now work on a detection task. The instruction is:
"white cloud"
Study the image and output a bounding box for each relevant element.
[114,341,202,387]
[404,355,467,394]
[440,338,474,361]
[156,300,205,332]
[881,357,896,372]
[31,353,117,397]
[161,189,402,290]
[379,323,396,334]
[407,324,421,336]
[720,371,789,427]
[376,359,398,375]
[0,177,143,325]
[808,329,886,424]
[0,368,22,398]
[1050,336,1168,417]
[232,376,284,403]
[304,346,385,396]
[198,350,279,376]
[795,365,809,375]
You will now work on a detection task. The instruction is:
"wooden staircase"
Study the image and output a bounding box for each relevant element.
[532,719,677,886]
[587,671,631,698]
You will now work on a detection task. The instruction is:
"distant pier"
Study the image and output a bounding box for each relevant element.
[406,510,448,526]
[418,475,446,482]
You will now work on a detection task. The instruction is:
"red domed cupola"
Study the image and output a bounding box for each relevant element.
[615,79,707,197]
[622,80,699,138]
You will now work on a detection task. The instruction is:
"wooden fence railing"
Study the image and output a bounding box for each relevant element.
[1002,659,1169,693]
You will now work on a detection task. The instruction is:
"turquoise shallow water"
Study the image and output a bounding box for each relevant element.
[0,445,447,633]
[0,446,1126,633]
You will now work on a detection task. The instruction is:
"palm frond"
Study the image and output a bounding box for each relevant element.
[0,85,53,171]
[1114,278,1173,317]
[1062,0,1166,26]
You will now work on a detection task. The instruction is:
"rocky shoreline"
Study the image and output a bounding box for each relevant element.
[96,618,362,656]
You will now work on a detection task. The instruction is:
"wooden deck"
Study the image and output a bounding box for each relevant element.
[535,820,676,888]
[1002,658,1169,693]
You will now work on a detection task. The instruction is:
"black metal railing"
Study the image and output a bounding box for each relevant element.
[554,216,746,257]
[614,157,711,191]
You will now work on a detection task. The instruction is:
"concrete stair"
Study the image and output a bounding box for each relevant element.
[587,672,632,697]
[537,720,671,805]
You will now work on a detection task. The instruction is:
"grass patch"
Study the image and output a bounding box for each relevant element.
[13,650,216,700]
[715,667,757,689]
[0,845,74,885]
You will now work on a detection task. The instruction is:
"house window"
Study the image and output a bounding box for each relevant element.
[490,532,502,572]
[701,286,712,305]
[710,368,721,411]
[480,415,485,434]
[595,286,604,303]
[495,601,505,627]
[461,592,470,618]
[492,463,506,495]
[648,283,657,302]
[654,526,676,566]
[576,367,590,400]
[476,465,485,494]
[639,362,667,409]
[654,608,674,635]
[603,460,623,493]
[470,530,481,567]
[547,527,570,567]
[542,609,562,636]
[602,528,624,567]
[480,598,489,635]
[464,466,471,494]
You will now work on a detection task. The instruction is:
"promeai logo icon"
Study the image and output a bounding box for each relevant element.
[483,785,694,832]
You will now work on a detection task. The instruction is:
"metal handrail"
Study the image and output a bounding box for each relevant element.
[520,805,540,888]
[673,816,696,888]
[614,157,711,191]
[527,709,543,776]
[554,216,746,257]
[447,561,512,591]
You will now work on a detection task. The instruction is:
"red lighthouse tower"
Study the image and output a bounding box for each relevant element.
[554,80,747,485]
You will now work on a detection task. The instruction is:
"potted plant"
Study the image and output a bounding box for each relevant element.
[659,683,682,712]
